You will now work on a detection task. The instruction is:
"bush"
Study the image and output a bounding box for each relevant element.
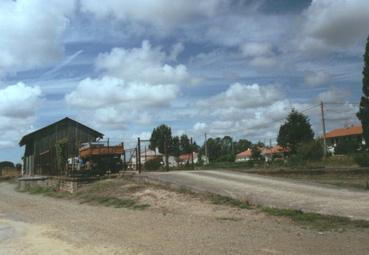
[335,139,360,155]
[286,154,305,167]
[144,158,162,171]
[352,152,369,167]
[297,140,324,161]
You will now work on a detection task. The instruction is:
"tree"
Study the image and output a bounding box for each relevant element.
[0,161,15,168]
[234,139,252,154]
[170,136,180,157]
[179,134,191,153]
[149,124,172,154]
[357,35,369,148]
[277,109,314,153]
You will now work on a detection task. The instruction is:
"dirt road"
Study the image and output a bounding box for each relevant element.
[143,170,369,220]
[1,181,369,254]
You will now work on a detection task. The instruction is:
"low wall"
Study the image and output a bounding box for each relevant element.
[17,176,104,193]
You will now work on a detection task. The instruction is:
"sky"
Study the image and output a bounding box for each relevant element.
[1,0,369,162]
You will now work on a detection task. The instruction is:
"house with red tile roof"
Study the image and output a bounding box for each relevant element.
[325,125,365,153]
[261,145,288,161]
[325,125,364,145]
[235,148,252,162]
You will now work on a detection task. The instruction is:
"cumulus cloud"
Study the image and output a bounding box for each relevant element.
[0,83,42,148]
[0,0,75,74]
[302,0,369,48]
[80,0,224,29]
[304,70,330,86]
[240,42,277,68]
[95,41,189,84]
[66,76,179,109]
[193,82,292,140]
[199,83,281,109]
[66,41,188,129]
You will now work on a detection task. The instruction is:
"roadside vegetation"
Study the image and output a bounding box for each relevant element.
[21,179,150,210]
[262,207,369,231]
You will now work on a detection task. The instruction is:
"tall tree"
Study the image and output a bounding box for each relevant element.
[149,124,172,154]
[277,109,314,153]
[179,134,191,153]
[357,35,369,147]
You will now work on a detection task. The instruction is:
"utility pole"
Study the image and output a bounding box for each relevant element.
[190,137,194,169]
[137,137,141,173]
[204,133,209,164]
[164,139,169,171]
[320,101,327,159]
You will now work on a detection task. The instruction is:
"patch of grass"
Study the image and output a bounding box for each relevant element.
[81,195,149,209]
[208,194,251,209]
[28,186,55,195]
[262,207,369,231]
[216,217,242,222]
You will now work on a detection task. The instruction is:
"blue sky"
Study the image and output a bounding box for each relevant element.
[0,0,368,162]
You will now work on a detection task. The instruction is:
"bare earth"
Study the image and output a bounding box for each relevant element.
[143,170,369,220]
[1,180,369,255]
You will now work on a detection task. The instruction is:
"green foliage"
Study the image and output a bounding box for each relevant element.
[297,140,324,161]
[144,158,162,171]
[0,161,15,168]
[357,35,369,147]
[208,194,251,209]
[352,152,369,167]
[233,139,252,154]
[334,139,360,155]
[262,207,369,231]
[150,124,172,154]
[251,145,262,160]
[277,109,314,153]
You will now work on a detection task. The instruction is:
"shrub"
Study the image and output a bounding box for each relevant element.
[335,139,360,155]
[144,158,162,171]
[297,140,324,161]
[352,152,369,167]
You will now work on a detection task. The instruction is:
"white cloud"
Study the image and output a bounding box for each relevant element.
[302,0,369,48]
[95,41,189,84]
[304,70,330,86]
[66,76,179,109]
[193,82,292,140]
[240,42,273,57]
[0,83,42,148]
[80,0,224,29]
[199,83,281,109]
[240,42,277,68]
[0,0,75,74]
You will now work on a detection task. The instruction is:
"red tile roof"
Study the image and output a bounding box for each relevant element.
[262,145,288,155]
[236,149,252,159]
[325,125,362,139]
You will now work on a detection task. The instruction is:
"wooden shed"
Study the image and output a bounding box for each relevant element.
[19,118,103,176]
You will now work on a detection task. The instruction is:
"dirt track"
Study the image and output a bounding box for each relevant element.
[1,181,369,255]
[143,170,369,220]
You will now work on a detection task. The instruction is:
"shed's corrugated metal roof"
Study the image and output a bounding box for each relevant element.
[19,117,103,146]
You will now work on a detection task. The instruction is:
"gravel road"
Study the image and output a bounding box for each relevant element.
[143,170,369,220]
[1,181,369,254]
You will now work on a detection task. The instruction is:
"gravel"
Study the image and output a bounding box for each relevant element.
[0,181,369,254]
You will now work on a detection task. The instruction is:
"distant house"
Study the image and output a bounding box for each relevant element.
[325,125,364,153]
[261,145,288,162]
[131,148,178,168]
[235,149,252,162]
[178,152,208,165]
[19,118,103,176]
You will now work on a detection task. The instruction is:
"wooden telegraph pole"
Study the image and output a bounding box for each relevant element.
[137,137,141,173]
[320,101,327,159]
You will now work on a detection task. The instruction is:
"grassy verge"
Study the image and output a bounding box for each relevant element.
[262,207,369,231]
[22,180,149,210]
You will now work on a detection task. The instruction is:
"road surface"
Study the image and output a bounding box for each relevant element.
[1,181,369,254]
[143,170,369,220]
